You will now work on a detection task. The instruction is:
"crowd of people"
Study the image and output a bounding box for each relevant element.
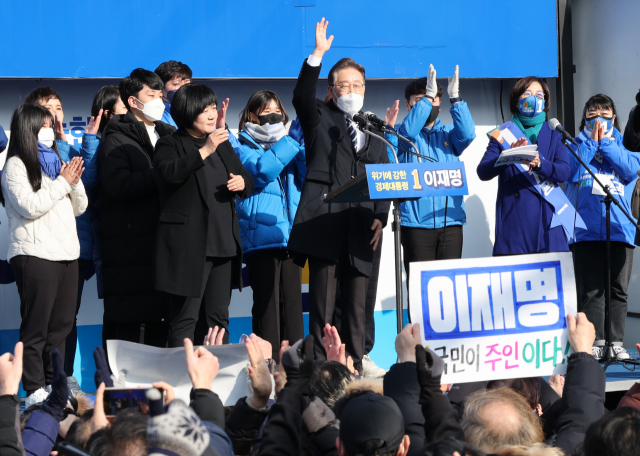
[0,15,640,455]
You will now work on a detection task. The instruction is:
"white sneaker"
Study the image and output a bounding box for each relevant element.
[613,345,631,360]
[25,387,49,408]
[592,346,604,361]
[361,354,387,378]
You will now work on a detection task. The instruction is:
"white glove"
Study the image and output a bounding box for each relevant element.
[425,64,437,100]
[447,65,460,99]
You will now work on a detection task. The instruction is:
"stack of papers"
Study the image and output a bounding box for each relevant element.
[494,145,538,167]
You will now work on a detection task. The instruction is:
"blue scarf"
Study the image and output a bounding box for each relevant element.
[36,142,62,180]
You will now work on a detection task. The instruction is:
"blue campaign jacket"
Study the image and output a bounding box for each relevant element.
[564,128,640,246]
[0,125,7,152]
[57,134,100,262]
[22,410,59,456]
[386,98,476,229]
[235,132,306,257]
[477,122,571,255]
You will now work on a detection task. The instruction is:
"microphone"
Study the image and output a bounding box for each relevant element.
[352,113,371,130]
[549,118,579,146]
[363,111,391,130]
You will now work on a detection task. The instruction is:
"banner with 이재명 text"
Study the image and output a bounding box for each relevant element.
[409,252,577,383]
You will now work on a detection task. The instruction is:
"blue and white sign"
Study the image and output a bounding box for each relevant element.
[366,162,469,200]
[409,252,578,383]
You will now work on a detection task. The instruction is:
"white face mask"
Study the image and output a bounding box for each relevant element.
[335,93,364,117]
[38,128,55,148]
[134,97,165,122]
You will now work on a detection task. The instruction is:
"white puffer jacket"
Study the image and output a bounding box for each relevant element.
[1,156,88,262]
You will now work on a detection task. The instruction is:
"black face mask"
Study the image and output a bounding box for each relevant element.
[258,113,283,126]
[425,105,440,126]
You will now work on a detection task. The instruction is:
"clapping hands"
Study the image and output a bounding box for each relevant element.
[60,156,84,185]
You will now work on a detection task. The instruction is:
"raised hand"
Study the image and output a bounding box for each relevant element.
[385,100,400,127]
[200,128,229,159]
[86,109,103,135]
[425,64,438,100]
[274,340,289,395]
[246,336,272,408]
[395,323,423,363]
[204,326,225,346]
[217,98,229,129]
[91,383,110,434]
[567,312,596,354]
[41,349,70,422]
[447,65,460,100]
[227,173,245,192]
[93,346,114,388]
[249,333,273,360]
[184,338,219,390]
[54,113,67,141]
[312,17,334,58]
[0,342,23,396]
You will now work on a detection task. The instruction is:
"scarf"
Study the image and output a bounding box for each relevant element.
[36,142,62,180]
[242,122,286,150]
[511,112,546,145]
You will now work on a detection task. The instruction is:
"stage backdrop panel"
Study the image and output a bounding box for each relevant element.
[1,0,557,79]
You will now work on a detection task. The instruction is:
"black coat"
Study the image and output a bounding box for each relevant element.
[99,112,175,322]
[287,60,390,277]
[153,130,253,297]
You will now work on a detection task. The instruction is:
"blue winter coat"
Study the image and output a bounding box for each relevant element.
[235,132,306,256]
[477,122,571,255]
[564,128,640,246]
[57,134,100,262]
[21,410,59,456]
[0,125,7,153]
[386,98,476,229]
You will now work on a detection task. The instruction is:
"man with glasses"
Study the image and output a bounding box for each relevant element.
[288,17,390,373]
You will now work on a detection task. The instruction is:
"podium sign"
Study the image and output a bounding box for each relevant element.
[366,162,469,200]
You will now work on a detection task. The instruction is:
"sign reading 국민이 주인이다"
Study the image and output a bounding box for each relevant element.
[409,252,578,383]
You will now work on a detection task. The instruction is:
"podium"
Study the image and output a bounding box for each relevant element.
[325,162,469,333]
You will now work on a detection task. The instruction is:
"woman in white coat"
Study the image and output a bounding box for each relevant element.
[0,104,87,405]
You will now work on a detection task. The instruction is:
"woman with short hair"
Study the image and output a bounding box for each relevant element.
[153,83,254,346]
[477,77,571,255]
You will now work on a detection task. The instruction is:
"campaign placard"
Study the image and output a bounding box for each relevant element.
[366,162,469,200]
[409,252,577,383]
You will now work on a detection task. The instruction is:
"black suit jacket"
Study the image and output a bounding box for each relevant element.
[153,130,254,298]
[287,60,390,277]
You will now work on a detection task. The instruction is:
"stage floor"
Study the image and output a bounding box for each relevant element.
[603,348,640,392]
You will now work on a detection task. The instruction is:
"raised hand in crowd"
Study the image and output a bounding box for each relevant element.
[151,381,175,406]
[40,349,70,422]
[227,173,245,192]
[216,98,229,129]
[0,342,22,396]
[312,17,334,59]
[246,335,272,409]
[281,336,314,386]
[447,65,460,101]
[248,333,273,361]
[567,312,596,353]
[93,346,114,388]
[274,340,290,395]
[549,374,565,397]
[54,112,66,141]
[184,338,219,390]
[395,322,422,363]
[204,326,225,346]
[85,109,103,135]
[91,383,109,434]
[322,324,357,374]
[385,100,400,126]
[199,127,229,160]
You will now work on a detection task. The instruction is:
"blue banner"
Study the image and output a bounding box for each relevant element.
[366,162,469,200]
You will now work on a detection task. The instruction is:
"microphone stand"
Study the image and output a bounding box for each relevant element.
[559,137,640,370]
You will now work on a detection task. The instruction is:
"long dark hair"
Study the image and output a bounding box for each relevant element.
[1,104,61,206]
[238,90,289,132]
[579,93,620,132]
[91,86,121,133]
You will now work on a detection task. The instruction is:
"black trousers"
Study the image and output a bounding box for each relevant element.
[65,259,90,377]
[402,225,463,319]
[245,249,304,362]
[308,252,368,372]
[333,233,383,355]
[572,241,634,344]
[11,255,78,394]
[168,257,232,347]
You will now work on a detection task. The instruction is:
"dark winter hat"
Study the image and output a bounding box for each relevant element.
[339,393,405,454]
[147,399,217,456]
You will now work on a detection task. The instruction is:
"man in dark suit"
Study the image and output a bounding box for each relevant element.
[288,17,390,372]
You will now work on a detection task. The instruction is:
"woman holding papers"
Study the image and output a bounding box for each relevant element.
[477,77,571,255]
[565,94,640,361]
